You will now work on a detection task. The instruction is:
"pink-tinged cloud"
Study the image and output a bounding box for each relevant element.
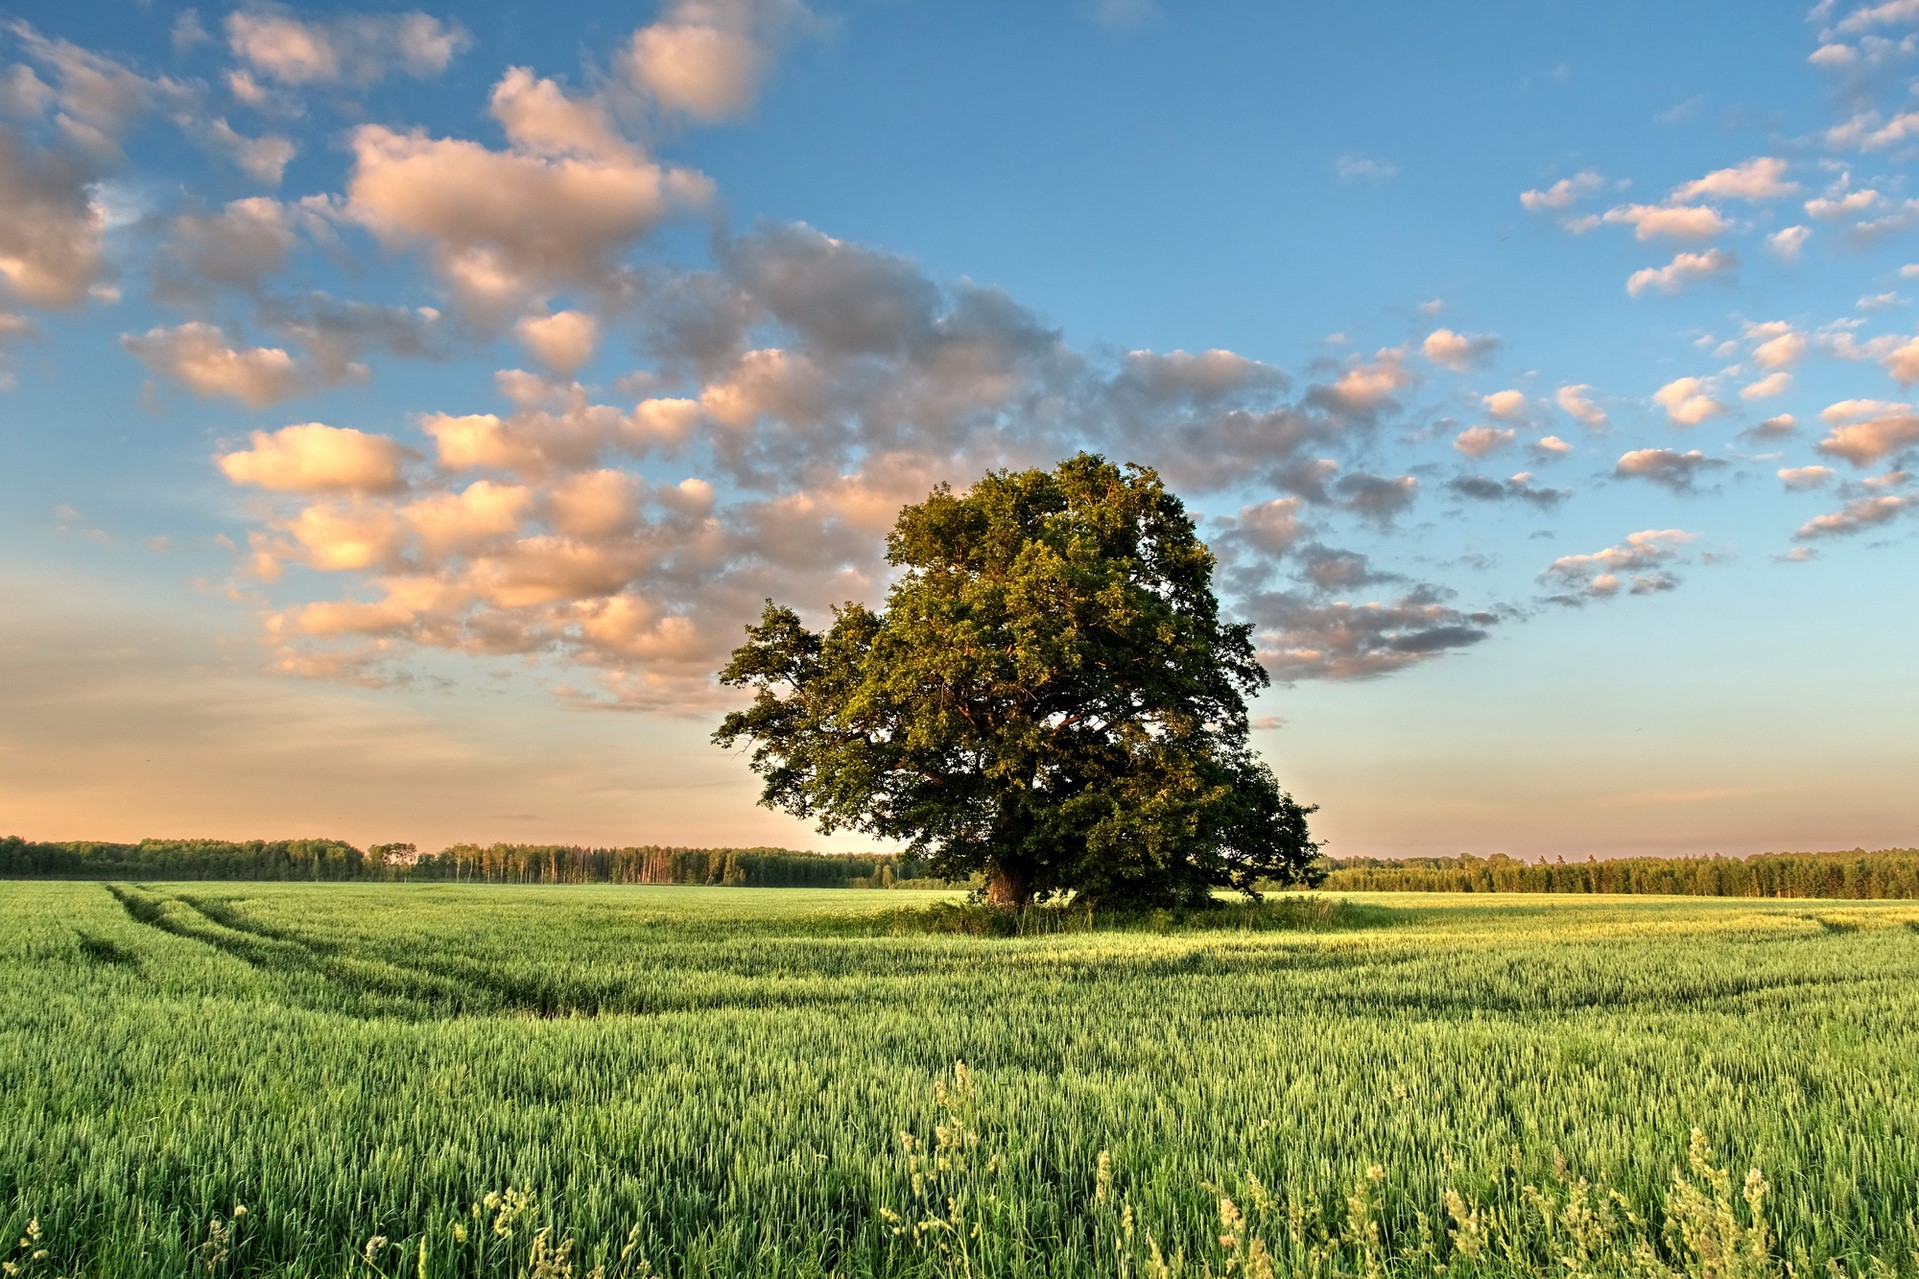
[1421,327,1497,371]
[1768,226,1811,258]
[1519,171,1605,212]
[224,7,471,87]
[1815,400,1919,465]
[1230,496,1308,557]
[1627,248,1735,296]
[488,68,632,161]
[218,423,408,494]
[1309,347,1416,415]
[1671,156,1798,203]
[1825,111,1919,151]
[1555,384,1607,430]
[1879,335,1919,384]
[1615,448,1727,491]
[1454,425,1516,456]
[1796,494,1914,538]
[343,121,711,315]
[1482,389,1527,418]
[1778,465,1835,490]
[1805,188,1880,219]
[1600,203,1731,241]
[1542,528,1696,600]
[1652,377,1727,426]
[122,321,309,406]
[623,0,815,123]
[402,481,535,561]
[0,128,106,308]
[1745,322,1806,369]
[515,310,600,376]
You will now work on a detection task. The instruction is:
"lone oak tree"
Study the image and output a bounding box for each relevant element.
[713,454,1319,909]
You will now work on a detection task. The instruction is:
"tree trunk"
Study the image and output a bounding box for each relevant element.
[985,862,1034,909]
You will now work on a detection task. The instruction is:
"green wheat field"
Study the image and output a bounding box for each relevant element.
[6,881,1919,1277]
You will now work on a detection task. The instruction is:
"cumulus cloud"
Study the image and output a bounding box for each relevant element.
[1112,347,1287,403]
[1626,248,1736,296]
[1454,425,1516,456]
[215,200,1496,705]
[1745,322,1807,369]
[1541,528,1697,601]
[342,114,710,316]
[1818,325,1904,363]
[1216,496,1308,560]
[1795,492,1914,537]
[1309,347,1415,416]
[1520,171,1606,212]
[488,66,630,161]
[0,128,103,307]
[1671,156,1799,202]
[1284,544,1394,593]
[1825,111,1919,151]
[1815,399,1919,464]
[1335,472,1419,526]
[218,422,407,493]
[257,293,445,380]
[1831,0,1919,32]
[1555,384,1608,430]
[1740,414,1799,443]
[122,321,314,406]
[1768,225,1812,258]
[1447,471,1568,508]
[1742,371,1793,399]
[1614,448,1729,491]
[0,29,219,310]
[1597,203,1731,241]
[4,25,192,156]
[1779,465,1836,489]
[156,196,299,295]
[1243,586,1494,682]
[1421,327,1497,371]
[200,117,296,185]
[1879,335,1919,383]
[1652,376,1728,426]
[419,384,669,478]
[515,309,600,376]
[1482,389,1527,418]
[224,6,472,87]
[1533,434,1574,457]
[1805,187,1881,219]
[624,0,817,122]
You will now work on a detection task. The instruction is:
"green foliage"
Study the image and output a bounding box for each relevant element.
[714,453,1319,909]
[0,837,370,880]
[1323,849,1919,899]
[6,883,1919,1275]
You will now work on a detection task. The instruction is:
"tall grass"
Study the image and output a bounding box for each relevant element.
[3,883,1917,1275]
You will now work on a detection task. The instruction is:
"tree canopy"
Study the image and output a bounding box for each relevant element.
[713,453,1319,909]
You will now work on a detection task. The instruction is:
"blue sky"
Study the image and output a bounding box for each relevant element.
[1,0,1914,856]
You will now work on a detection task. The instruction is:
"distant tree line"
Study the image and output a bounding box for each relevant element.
[1319,850,1919,899]
[0,836,927,888]
[9,836,1916,898]
[410,843,920,887]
